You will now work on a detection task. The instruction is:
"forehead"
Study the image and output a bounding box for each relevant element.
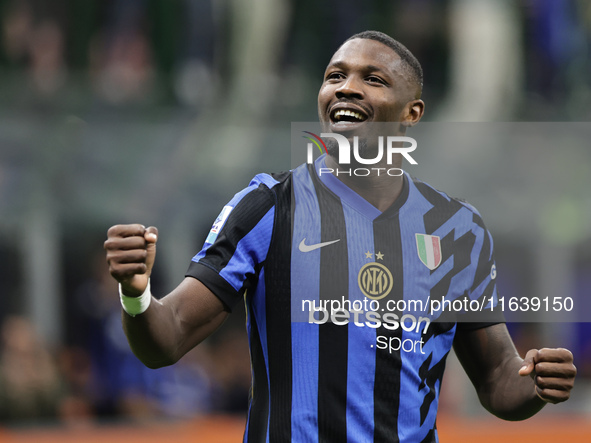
[327,38,402,74]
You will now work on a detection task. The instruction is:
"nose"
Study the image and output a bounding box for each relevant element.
[335,75,364,100]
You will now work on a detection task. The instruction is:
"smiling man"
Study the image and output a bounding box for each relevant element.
[319,33,425,212]
[105,31,576,442]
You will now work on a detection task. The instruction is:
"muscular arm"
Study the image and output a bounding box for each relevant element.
[454,323,576,421]
[122,277,228,368]
[105,224,228,369]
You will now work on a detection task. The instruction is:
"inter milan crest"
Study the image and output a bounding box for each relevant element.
[358,261,393,300]
[415,234,442,270]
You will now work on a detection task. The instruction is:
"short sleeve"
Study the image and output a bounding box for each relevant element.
[186,176,277,311]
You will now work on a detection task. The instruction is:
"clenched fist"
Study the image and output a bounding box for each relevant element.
[519,347,576,404]
[104,224,158,297]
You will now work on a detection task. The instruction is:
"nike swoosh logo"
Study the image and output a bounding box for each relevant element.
[298,238,340,252]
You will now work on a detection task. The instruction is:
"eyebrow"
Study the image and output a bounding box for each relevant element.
[327,60,391,76]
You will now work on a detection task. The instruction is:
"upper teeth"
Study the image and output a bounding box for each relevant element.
[334,109,364,121]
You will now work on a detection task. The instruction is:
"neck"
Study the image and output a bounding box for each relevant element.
[324,154,405,212]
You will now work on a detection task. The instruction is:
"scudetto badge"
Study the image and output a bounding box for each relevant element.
[415,234,442,270]
[358,262,394,300]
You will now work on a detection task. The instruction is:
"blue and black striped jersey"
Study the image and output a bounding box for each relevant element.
[187,155,502,443]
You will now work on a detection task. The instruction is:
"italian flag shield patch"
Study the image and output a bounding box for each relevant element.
[415,234,442,270]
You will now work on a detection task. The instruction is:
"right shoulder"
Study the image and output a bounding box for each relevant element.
[248,170,292,193]
[223,172,283,203]
[213,171,292,229]
[230,170,292,204]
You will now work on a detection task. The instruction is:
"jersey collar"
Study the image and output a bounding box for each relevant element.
[314,155,409,221]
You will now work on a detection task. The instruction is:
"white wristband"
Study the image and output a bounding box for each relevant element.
[119,280,152,317]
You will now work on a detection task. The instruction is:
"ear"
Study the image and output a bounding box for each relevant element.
[401,99,425,127]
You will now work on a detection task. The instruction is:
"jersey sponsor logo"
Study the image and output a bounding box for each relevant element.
[357,262,394,300]
[415,234,442,270]
[490,263,497,279]
[206,205,233,244]
[298,238,340,252]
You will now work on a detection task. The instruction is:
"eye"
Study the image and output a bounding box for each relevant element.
[326,71,345,81]
[366,75,386,85]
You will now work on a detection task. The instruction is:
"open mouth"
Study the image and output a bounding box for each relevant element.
[330,107,368,124]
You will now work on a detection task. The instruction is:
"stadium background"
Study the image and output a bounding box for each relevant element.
[0,0,590,441]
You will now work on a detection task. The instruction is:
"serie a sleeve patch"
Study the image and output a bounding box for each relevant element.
[205,205,233,244]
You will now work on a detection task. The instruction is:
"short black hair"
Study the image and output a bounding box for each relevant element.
[345,30,423,93]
